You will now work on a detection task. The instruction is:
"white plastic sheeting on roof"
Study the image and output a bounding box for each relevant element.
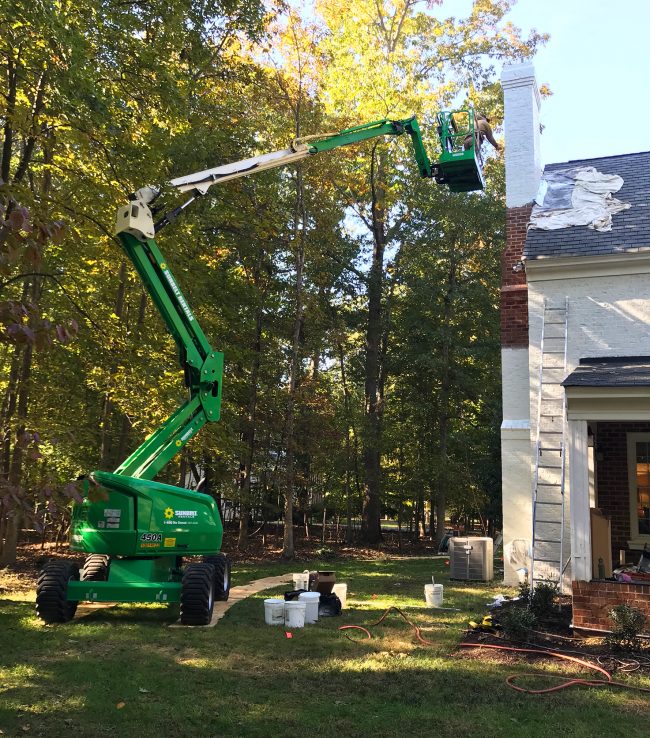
[529,166,631,233]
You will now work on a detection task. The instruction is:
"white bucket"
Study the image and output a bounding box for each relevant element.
[292,571,310,591]
[264,598,285,625]
[333,582,347,609]
[298,591,320,624]
[424,584,444,607]
[424,584,435,606]
[432,584,443,606]
[284,601,306,628]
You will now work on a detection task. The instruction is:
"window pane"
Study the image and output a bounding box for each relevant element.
[636,443,650,534]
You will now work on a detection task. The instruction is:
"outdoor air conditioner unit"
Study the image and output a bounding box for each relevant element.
[449,537,494,581]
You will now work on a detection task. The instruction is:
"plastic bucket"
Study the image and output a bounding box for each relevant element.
[298,591,320,624]
[284,601,306,628]
[424,584,435,606]
[424,583,444,607]
[292,572,310,591]
[332,582,347,608]
[432,584,444,606]
[264,598,285,625]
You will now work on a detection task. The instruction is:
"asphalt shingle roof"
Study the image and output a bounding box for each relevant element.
[524,151,650,260]
[562,357,650,387]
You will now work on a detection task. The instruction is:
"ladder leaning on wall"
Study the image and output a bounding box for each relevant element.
[530,297,570,592]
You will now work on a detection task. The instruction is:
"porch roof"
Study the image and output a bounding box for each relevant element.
[563,357,650,387]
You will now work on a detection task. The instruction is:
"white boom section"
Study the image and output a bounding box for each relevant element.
[170,145,311,194]
[115,144,312,241]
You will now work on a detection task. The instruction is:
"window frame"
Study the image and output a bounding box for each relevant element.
[626,432,650,547]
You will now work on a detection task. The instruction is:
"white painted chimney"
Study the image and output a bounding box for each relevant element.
[501,63,542,207]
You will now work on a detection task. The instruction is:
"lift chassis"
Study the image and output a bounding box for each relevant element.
[36,111,486,625]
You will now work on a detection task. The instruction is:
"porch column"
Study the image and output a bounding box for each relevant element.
[568,419,591,581]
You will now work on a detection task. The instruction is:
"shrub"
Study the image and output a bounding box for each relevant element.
[500,607,537,642]
[517,581,530,603]
[530,580,558,617]
[606,603,647,651]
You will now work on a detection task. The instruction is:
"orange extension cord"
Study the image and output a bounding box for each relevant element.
[339,606,435,646]
[459,642,650,695]
[339,606,650,696]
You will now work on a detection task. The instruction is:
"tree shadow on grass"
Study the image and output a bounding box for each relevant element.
[2,596,649,738]
[2,624,647,738]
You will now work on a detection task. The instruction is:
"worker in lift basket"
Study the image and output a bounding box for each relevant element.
[464,113,501,163]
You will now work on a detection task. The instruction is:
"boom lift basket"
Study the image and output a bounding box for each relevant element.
[436,110,486,193]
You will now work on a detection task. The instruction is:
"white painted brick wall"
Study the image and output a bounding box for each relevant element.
[501,345,533,584]
[501,63,542,208]
[502,347,531,422]
[524,271,650,582]
[502,430,533,585]
[528,274,650,402]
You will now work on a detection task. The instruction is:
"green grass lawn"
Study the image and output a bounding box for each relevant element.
[1,557,648,737]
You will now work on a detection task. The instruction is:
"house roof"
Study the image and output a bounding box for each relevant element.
[562,357,650,387]
[524,151,650,260]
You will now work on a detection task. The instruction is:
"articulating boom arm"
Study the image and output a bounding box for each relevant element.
[111,113,482,481]
[115,116,437,242]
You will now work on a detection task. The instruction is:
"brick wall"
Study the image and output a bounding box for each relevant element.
[501,205,531,347]
[572,580,650,633]
[595,422,650,557]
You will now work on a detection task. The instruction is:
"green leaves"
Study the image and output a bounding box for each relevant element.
[0,1,544,558]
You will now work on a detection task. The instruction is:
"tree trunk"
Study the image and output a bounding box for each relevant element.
[99,261,128,467]
[282,163,307,560]
[238,251,265,550]
[0,282,30,480]
[338,345,355,544]
[397,507,403,553]
[361,147,387,544]
[434,252,457,548]
[0,277,42,565]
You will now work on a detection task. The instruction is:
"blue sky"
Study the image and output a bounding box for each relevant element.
[441,0,649,165]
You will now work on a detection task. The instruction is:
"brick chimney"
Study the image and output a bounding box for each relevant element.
[500,62,542,347]
[501,63,542,208]
[499,62,542,585]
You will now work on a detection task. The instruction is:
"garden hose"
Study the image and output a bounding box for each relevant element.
[459,642,650,695]
[339,608,650,695]
[339,606,435,647]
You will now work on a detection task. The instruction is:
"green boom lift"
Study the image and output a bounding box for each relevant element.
[35,112,486,625]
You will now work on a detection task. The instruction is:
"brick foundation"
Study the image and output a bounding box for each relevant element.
[501,205,531,346]
[572,580,650,633]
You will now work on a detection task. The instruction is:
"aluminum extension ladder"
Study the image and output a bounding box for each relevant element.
[530,297,570,592]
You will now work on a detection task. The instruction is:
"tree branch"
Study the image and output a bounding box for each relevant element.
[0,271,107,335]
[13,68,48,184]
[1,55,17,183]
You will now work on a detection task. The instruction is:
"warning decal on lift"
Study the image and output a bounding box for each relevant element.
[164,537,176,548]
[104,508,121,529]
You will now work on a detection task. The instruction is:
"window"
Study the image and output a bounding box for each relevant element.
[627,433,650,545]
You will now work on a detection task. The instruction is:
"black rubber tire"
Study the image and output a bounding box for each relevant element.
[35,560,79,623]
[180,563,215,626]
[203,553,231,601]
[80,554,109,581]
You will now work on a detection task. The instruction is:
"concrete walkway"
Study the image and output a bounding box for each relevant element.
[171,572,292,628]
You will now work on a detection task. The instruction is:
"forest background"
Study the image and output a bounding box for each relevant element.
[0,0,547,565]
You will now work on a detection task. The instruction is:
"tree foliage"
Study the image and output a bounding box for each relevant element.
[0,0,547,562]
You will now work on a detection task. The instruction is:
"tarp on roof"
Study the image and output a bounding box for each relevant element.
[529,166,631,233]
